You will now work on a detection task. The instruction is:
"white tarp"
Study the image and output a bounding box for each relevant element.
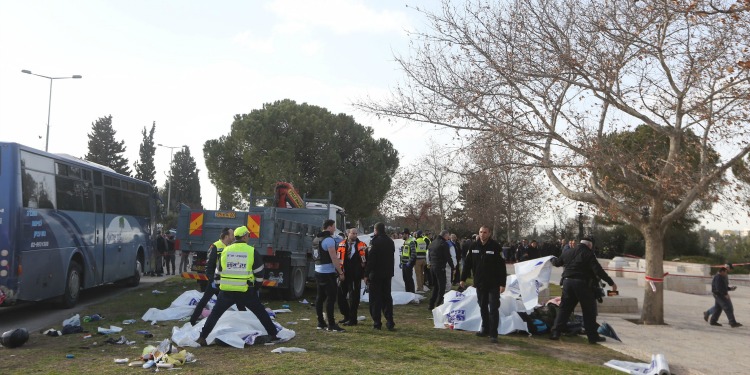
[508,256,554,312]
[431,287,528,335]
[605,354,670,375]
[354,236,424,304]
[141,290,295,349]
[172,311,295,349]
[360,290,424,305]
[142,290,220,322]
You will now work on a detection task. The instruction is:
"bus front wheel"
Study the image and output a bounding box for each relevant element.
[60,262,82,308]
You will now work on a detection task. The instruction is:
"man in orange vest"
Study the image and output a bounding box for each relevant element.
[336,228,367,326]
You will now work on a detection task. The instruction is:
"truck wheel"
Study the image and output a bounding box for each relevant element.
[283,267,306,300]
[60,262,82,308]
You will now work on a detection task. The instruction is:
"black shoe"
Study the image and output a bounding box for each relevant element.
[703,311,709,322]
[489,337,498,344]
[317,322,328,330]
[588,336,606,344]
[326,324,345,332]
[730,322,742,328]
[710,322,722,326]
[342,321,357,326]
[196,337,208,347]
[475,331,488,337]
[386,323,395,331]
[373,325,381,330]
[549,332,560,341]
[189,319,197,326]
[338,319,349,324]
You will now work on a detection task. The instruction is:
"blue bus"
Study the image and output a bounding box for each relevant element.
[0,142,157,308]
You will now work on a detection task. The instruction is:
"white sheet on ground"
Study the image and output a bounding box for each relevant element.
[432,287,528,335]
[141,290,295,348]
[360,290,424,305]
[171,311,295,349]
[604,354,670,375]
[142,290,221,322]
[505,256,554,312]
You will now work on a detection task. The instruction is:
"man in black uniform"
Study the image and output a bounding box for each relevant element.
[550,237,617,344]
[364,222,396,331]
[428,230,455,310]
[460,226,506,343]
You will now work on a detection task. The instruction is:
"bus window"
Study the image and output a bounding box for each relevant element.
[22,169,56,209]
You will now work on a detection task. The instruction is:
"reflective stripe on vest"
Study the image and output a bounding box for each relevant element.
[217,242,255,292]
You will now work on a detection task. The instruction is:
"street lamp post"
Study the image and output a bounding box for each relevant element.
[21,70,82,152]
[157,144,187,214]
[577,203,584,241]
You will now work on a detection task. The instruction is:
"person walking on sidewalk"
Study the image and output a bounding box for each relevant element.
[708,267,742,328]
[703,263,736,322]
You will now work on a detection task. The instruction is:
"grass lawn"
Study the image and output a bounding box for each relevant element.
[0,277,631,374]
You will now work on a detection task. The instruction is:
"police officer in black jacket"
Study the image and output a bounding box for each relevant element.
[364,222,396,331]
[550,237,617,344]
[428,230,455,310]
[460,226,506,344]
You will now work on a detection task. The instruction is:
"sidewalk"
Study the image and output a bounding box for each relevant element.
[549,268,749,375]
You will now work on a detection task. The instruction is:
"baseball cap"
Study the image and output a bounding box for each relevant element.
[234,226,249,237]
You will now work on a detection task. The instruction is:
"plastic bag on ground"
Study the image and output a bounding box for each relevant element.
[63,314,80,327]
[605,354,670,375]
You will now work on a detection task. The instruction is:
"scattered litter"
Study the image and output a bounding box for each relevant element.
[142,359,155,369]
[152,290,166,295]
[97,325,123,334]
[1,328,30,348]
[357,316,366,321]
[299,299,309,304]
[281,304,290,309]
[114,358,129,364]
[62,325,83,335]
[43,328,62,337]
[272,309,292,314]
[122,319,137,325]
[83,334,92,339]
[83,314,102,323]
[66,354,75,359]
[271,347,307,353]
[598,322,622,342]
[128,361,144,367]
[104,335,135,345]
[299,318,310,321]
[286,321,298,325]
[63,314,81,327]
[157,363,174,368]
[136,330,151,335]
[151,321,159,326]
[605,354,670,375]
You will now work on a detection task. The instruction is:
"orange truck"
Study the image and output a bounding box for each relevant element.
[175,187,346,299]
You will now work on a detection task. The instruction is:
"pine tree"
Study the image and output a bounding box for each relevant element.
[164,146,202,211]
[85,115,131,176]
[134,121,157,187]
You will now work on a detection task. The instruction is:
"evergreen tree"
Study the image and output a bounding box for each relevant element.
[164,146,202,212]
[134,121,157,187]
[85,115,131,176]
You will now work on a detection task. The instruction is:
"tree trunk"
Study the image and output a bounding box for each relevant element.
[640,226,666,325]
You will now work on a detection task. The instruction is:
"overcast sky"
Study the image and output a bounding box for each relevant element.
[1,1,747,231]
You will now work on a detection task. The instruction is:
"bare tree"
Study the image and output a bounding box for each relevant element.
[419,141,461,230]
[357,0,750,324]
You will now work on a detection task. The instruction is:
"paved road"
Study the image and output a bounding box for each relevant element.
[0,276,163,334]
[548,267,749,375]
